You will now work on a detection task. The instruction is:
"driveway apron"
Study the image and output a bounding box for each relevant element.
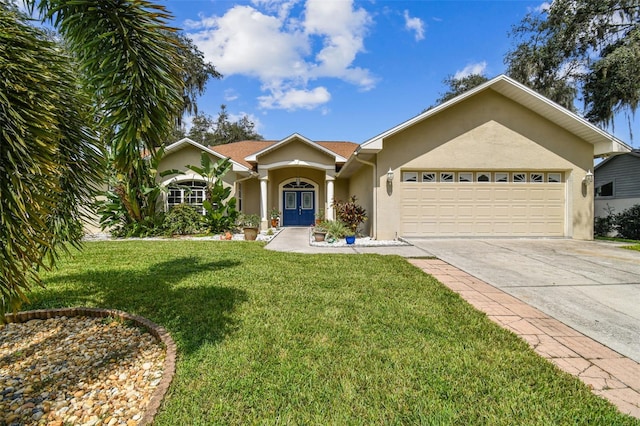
[405,238,640,364]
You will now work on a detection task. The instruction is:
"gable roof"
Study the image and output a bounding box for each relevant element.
[209,136,358,168]
[359,74,631,158]
[244,133,351,163]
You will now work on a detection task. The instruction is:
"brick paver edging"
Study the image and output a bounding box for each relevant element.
[4,307,177,426]
[408,258,640,419]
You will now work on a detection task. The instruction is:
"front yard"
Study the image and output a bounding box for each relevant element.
[25,241,638,424]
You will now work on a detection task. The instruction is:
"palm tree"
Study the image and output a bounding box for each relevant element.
[0,0,185,319]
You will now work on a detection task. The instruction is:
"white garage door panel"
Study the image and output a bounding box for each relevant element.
[401,183,565,237]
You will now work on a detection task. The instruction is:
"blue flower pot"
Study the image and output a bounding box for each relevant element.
[345,235,356,245]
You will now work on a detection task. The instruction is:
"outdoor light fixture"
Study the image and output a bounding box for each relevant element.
[583,169,594,185]
[387,168,394,182]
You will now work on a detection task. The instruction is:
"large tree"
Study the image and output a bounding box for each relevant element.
[1,0,185,318]
[433,74,490,106]
[505,0,640,133]
[187,105,263,146]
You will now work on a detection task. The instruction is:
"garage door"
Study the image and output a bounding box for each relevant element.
[400,175,565,237]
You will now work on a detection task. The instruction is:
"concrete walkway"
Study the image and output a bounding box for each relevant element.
[265,229,640,419]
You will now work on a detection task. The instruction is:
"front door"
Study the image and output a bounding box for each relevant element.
[283,190,315,226]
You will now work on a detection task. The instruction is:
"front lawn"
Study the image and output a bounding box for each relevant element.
[28,241,637,424]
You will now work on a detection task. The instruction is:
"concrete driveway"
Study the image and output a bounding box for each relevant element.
[405,238,640,363]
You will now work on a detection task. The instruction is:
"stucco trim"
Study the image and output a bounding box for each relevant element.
[259,159,335,171]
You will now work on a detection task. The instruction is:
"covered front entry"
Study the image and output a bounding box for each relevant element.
[282,181,315,226]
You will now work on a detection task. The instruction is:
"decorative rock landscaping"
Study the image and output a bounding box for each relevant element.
[0,309,176,426]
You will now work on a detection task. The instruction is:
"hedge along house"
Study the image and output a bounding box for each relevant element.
[156,75,630,240]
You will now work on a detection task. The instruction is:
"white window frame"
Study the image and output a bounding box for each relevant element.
[402,171,418,182]
[458,172,473,182]
[513,173,527,183]
[476,172,491,182]
[547,173,562,183]
[495,172,509,183]
[422,172,436,183]
[530,173,544,183]
[440,172,454,183]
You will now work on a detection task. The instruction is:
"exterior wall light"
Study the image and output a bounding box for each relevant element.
[583,169,594,185]
[387,168,394,182]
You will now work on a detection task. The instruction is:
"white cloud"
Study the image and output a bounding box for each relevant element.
[529,2,552,13]
[224,89,239,102]
[258,86,331,110]
[186,0,375,111]
[454,61,488,79]
[403,10,425,41]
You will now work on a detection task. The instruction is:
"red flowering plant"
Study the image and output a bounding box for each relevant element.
[332,196,367,235]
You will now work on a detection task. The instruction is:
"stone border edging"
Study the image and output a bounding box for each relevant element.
[4,307,177,426]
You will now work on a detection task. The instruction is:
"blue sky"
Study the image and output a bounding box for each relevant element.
[165,0,635,145]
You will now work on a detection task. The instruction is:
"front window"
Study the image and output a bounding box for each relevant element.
[167,180,207,214]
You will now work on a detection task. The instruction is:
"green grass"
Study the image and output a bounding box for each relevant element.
[27,241,638,425]
[596,236,640,251]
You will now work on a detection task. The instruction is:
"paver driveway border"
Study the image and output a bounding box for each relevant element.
[409,258,640,419]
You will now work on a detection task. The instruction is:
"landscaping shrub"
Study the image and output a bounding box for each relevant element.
[164,204,203,236]
[615,204,640,240]
[322,220,350,240]
[332,196,367,234]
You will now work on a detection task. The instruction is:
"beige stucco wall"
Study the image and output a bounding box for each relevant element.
[375,90,594,240]
[259,139,335,166]
[347,164,374,236]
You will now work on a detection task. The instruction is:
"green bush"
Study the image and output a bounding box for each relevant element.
[615,204,640,240]
[164,204,203,236]
[322,220,350,240]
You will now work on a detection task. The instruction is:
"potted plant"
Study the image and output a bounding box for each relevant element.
[312,223,328,242]
[332,196,367,244]
[269,207,280,228]
[315,210,325,225]
[238,213,260,241]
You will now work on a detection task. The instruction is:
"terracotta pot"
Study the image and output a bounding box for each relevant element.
[313,231,326,242]
[271,218,278,227]
[243,227,259,241]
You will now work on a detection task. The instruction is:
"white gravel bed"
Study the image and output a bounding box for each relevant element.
[309,233,411,247]
[0,316,164,426]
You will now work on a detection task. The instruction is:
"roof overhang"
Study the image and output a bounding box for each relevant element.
[359,74,632,158]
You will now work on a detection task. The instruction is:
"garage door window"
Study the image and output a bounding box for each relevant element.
[458,172,472,182]
[440,172,454,182]
[477,172,491,182]
[513,173,527,183]
[402,172,418,182]
[495,172,508,182]
[422,172,436,182]
[548,173,562,183]
[530,173,544,183]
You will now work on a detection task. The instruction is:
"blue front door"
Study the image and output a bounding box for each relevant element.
[283,190,315,226]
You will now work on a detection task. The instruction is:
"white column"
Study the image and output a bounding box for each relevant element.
[260,178,268,223]
[326,176,335,221]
